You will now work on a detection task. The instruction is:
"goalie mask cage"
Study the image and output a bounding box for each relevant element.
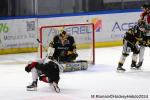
[39,23,95,64]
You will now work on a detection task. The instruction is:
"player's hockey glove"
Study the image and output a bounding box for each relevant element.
[25,62,38,72]
[67,51,74,55]
[25,64,32,72]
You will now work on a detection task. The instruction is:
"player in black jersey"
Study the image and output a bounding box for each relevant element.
[25,57,63,93]
[117,20,146,71]
[49,30,78,62]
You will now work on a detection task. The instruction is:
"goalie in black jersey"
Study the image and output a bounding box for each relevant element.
[50,30,78,62]
[117,20,147,71]
[48,30,88,72]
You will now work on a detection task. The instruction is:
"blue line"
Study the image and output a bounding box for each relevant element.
[0,9,142,20]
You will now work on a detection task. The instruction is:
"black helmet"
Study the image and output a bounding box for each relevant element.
[147,4,150,9]
[141,4,149,9]
[142,4,150,9]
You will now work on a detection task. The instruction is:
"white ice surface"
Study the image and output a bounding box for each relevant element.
[0,46,150,100]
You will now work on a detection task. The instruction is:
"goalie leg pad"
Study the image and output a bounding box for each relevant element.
[76,60,88,70]
[63,60,88,72]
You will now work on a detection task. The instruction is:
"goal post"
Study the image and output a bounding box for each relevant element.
[39,23,95,64]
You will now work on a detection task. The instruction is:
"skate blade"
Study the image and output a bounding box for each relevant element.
[131,67,141,70]
[131,68,142,72]
[51,86,60,93]
[50,84,60,93]
[52,84,60,93]
[54,86,60,93]
[26,88,37,91]
[116,70,125,73]
[130,67,137,70]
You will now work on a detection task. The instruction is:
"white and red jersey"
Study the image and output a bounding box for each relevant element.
[140,12,148,20]
[140,12,150,24]
[140,12,150,36]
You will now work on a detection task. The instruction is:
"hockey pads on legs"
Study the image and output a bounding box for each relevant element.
[63,60,88,72]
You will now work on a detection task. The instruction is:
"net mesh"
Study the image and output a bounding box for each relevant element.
[39,23,95,64]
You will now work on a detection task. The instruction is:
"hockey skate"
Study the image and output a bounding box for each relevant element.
[117,63,125,72]
[135,61,143,70]
[117,67,126,72]
[130,61,137,70]
[49,82,60,93]
[26,81,37,91]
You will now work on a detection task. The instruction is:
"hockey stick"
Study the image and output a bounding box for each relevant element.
[36,38,48,52]
[36,38,49,59]
[36,38,57,59]
[123,38,135,46]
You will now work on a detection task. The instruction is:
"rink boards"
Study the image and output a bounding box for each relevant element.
[0,9,140,54]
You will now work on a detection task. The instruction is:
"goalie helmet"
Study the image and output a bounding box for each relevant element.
[60,30,67,36]
[58,27,65,33]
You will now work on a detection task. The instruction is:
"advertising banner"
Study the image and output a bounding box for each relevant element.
[0,18,38,49]
[0,10,141,54]
[38,12,140,42]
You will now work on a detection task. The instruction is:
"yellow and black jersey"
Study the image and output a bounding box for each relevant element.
[51,34,77,61]
[123,25,146,45]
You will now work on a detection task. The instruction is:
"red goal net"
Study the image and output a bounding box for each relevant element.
[39,23,95,64]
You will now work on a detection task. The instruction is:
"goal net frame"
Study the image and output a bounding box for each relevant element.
[39,23,95,64]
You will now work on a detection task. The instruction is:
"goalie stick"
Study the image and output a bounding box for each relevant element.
[37,38,48,52]
[37,38,53,59]
[37,38,61,62]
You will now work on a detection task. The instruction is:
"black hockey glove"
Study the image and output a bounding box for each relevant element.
[25,62,38,72]
[25,64,32,72]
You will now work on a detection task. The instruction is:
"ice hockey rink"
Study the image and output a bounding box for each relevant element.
[0,46,150,100]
